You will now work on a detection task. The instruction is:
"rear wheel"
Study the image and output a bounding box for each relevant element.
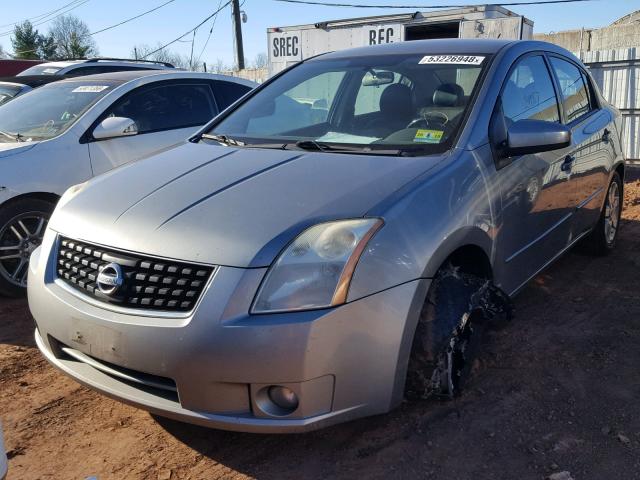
[581,172,622,256]
[0,198,54,297]
[405,267,511,400]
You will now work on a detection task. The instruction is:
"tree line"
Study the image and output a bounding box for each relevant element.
[7,14,268,71]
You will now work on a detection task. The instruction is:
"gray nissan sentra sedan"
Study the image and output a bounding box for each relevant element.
[28,39,625,433]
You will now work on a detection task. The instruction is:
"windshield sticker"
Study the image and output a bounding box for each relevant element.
[414,129,444,144]
[419,55,485,65]
[42,68,59,74]
[72,85,109,93]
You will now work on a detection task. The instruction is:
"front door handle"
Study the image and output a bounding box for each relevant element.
[561,155,575,172]
[602,128,611,143]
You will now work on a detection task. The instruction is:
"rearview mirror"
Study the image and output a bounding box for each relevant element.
[362,70,394,87]
[505,119,571,157]
[93,117,138,140]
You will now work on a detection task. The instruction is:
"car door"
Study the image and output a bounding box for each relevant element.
[88,81,219,176]
[548,55,613,238]
[492,54,578,294]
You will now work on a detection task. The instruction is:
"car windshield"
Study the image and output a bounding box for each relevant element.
[17,65,63,76]
[208,53,489,154]
[0,84,21,106]
[0,80,116,142]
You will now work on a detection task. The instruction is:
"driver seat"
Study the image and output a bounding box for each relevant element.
[419,83,466,124]
[364,83,415,137]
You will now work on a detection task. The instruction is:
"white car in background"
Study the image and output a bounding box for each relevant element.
[16,57,176,77]
[0,70,255,296]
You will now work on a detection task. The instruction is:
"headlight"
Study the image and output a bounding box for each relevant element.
[252,218,383,314]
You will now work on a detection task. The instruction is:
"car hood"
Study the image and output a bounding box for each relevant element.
[0,142,38,158]
[52,141,444,267]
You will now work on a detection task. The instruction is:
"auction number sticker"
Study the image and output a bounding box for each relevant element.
[72,85,110,93]
[414,129,444,144]
[419,55,485,65]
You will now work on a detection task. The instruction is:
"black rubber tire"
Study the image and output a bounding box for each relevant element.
[0,198,54,297]
[405,268,489,401]
[580,172,623,256]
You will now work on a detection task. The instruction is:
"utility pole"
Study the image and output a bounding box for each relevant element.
[231,0,245,70]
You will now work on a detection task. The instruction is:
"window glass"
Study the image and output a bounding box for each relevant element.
[247,71,346,134]
[212,53,489,153]
[502,55,559,123]
[0,85,22,106]
[0,81,115,141]
[16,65,62,76]
[212,80,252,110]
[550,57,591,123]
[354,72,409,115]
[65,66,152,77]
[109,83,217,133]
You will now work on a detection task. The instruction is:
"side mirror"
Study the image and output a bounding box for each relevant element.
[505,119,571,157]
[92,117,138,140]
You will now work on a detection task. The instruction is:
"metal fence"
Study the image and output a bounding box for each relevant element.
[581,48,639,162]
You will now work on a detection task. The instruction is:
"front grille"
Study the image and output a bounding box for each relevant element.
[56,236,214,313]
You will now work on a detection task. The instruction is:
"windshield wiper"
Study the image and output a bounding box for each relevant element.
[200,133,245,146]
[0,130,25,142]
[294,140,404,156]
[200,133,289,150]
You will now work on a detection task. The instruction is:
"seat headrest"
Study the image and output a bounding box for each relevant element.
[433,83,464,107]
[380,83,413,116]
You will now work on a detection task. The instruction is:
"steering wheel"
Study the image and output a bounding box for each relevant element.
[406,111,449,130]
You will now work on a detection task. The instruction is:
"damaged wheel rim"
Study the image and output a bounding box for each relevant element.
[432,312,475,398]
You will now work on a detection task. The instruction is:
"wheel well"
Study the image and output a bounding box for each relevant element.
[1,192,60,210]
[444,244,493,280]
[615,162,625,184]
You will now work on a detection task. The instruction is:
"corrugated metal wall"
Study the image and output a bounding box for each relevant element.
[581,48,639,160]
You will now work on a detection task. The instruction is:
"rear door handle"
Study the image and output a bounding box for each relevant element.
[561,155,575,172]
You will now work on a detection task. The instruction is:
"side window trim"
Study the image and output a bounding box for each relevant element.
[489,52,562,169]
[546,53,598,127]
[496,51,562,124]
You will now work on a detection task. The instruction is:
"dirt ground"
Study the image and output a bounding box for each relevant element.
[1,170,640,480]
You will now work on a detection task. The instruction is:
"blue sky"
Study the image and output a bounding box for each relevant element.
[0,0,637,67]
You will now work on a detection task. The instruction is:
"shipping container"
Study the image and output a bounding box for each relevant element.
[582,48,640,161]
[267,5,533,76]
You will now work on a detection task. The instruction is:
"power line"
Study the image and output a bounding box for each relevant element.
[141,1,232,60]
[0,0,91,38]
[273,0,596,7]
[0,0,85,29]
[195,0,226,66]
[90,0,179,36]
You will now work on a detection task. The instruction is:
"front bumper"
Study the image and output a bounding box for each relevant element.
[29,232,429,433]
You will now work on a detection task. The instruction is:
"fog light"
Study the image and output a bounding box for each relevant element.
[268,386,299,410]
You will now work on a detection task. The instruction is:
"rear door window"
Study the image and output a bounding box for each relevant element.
[107,82,218,133]
[549,57,593,123]
[502,55,560,123]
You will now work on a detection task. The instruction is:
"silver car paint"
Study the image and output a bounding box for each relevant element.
[0,72,256,206]
[29,40,625,432]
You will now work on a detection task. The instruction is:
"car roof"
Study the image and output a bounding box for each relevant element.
[54,70,258,87]
[314,38,516,61]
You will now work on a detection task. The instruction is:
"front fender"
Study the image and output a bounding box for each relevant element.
[348,147,496,302]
